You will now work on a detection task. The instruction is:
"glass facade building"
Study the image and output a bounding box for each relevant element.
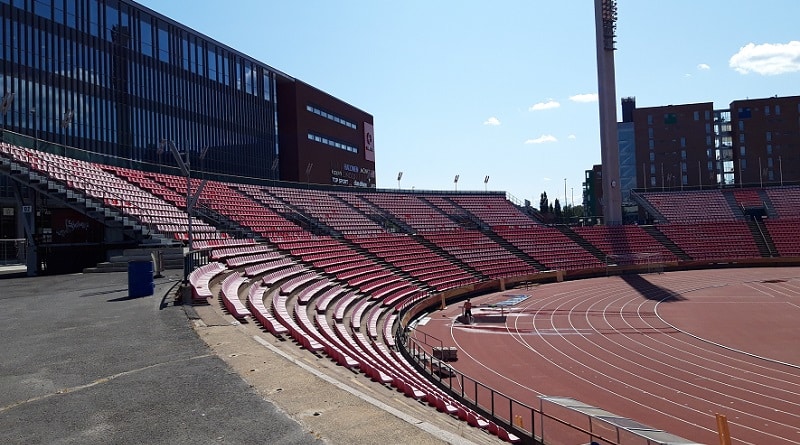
[0,0,284,179]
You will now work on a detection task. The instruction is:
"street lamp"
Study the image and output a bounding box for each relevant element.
[1,92,15,129]
[305,162,314,185]
[159,139,192,266]
[271,157,279,184]
[60,109,74,147]
[29,108,38,150]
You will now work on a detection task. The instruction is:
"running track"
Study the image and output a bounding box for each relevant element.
[415,267,800,445]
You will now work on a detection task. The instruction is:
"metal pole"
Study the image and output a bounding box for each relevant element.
[642,163,647,190]
[739,158,743,187]
[780,156,783,185]
[29,109,37,150]
[699,160,702,190]
[186,150,193,253]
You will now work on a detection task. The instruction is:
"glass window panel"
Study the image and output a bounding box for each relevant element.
[34,0,52,19]
[140,18,152,56]
[157,25,168,62]
[105,3,118,41]
[89,0,99,37]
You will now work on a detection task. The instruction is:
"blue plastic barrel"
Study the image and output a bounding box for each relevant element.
[128,260,154,297]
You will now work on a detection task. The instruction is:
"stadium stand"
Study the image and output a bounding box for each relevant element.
[636,189,736,223]
[3,140,800,444]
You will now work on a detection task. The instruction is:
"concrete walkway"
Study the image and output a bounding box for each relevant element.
[0,271,497,444]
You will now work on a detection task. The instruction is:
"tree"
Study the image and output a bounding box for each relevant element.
[539,192,549,214]
[554,198,562,220]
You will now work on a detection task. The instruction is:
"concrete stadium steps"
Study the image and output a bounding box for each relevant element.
[199,243,517,443]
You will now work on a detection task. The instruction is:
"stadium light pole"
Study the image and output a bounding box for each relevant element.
[454,174,459,192]
[484,175,489,192]
[397,171,403,189]
[594,0,623,225]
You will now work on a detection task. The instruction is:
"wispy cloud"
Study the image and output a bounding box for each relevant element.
[529,100,560,111]
[483,116,501,126]
[568,93,598,103]
[525,135,558,145]
[567,134,577,140]
[697,63,711,71]
[729,41,800,75]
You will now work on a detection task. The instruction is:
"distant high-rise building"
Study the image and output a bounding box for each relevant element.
[618,95,800,192]
[729,96,800,187]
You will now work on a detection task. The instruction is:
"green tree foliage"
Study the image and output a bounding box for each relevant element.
[539,192,549,214]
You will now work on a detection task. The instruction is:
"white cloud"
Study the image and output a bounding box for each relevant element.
[568,134,577,140]
[568,93,598,103]
[729,41,800,75]
[524,135,558,144]
[529,100,560,111]
[483,116,501,126]
[697,63,711,70]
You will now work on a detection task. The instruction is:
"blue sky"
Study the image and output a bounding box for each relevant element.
[139,1,799,206]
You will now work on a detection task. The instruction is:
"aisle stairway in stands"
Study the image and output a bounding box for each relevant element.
[553,225,607,263]
[440,197,548,272]
[746,219,777,257]
[640,226,692,261]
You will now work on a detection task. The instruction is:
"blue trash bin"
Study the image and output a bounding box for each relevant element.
[128,260,154,297]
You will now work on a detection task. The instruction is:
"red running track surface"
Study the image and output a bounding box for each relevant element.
[415,267,800,445]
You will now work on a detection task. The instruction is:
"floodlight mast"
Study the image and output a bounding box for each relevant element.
[594,0,622,225]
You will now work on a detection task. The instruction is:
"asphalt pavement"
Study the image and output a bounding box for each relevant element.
[0,270,323,445]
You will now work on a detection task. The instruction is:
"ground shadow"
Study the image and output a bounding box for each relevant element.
[107,293,152,302]
[620,274,685,302]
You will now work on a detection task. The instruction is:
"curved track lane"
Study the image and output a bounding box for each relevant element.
[417,267,800,445]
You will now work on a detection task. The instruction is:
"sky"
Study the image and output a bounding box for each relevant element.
[138,0,800,207]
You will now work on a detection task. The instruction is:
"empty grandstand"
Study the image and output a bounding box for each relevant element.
[2,135,799,443]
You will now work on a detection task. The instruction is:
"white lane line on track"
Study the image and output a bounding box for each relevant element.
[451,271,800,445]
